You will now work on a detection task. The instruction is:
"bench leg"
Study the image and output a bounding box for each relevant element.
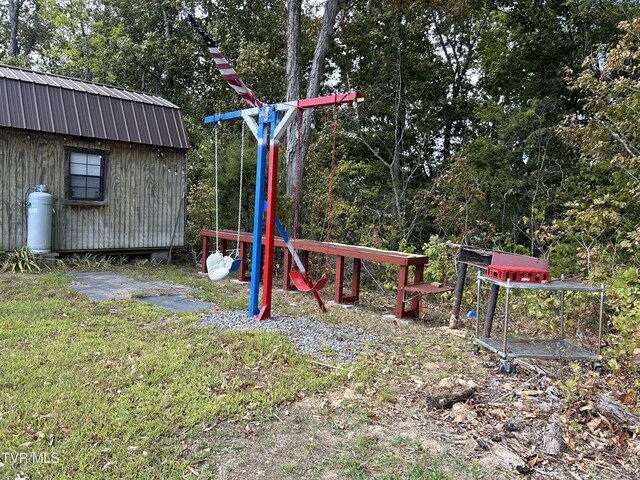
[396,266,410,318]
[283,249,293,291]
[301,251,309,272]
[350,258,361,302]
[334,255,345,303]
[451,262,468,320]
[220,239,228,256]
[411,265,424,314]
[396,265,425,319]
[238,242,249,282]
[202,236,210,273]
[483,284,500,338]
[339,258,361,303]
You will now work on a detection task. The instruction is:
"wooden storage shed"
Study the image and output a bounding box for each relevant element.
[0,64,190,254]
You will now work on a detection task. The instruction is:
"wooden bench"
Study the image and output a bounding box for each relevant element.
[200,229,451,319]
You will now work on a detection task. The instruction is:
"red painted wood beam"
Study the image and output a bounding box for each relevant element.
[296,91,363,110]
[258,139,280,320]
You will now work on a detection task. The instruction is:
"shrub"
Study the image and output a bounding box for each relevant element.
[0,246,41,273]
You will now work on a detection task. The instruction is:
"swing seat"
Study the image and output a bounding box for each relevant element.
[206,252,234,281]
[228,258,241,273]
[289,272,328,292]
[209,267,230,281]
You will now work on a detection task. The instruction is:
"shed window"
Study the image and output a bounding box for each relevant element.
[68,151,105,201]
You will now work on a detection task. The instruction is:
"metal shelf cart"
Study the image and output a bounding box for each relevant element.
[474,275,605,373]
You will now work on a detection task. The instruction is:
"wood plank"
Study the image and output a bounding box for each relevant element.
[201,229,430,266]
[403,283,454,295]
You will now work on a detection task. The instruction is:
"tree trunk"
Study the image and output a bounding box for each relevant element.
[390,41,404,227]
[285,0,341,234]
[284,0,302,233]
[22,0,41,57]
[162,9,174,93]
[8,0,21,57]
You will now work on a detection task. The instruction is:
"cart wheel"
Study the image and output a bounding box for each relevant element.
[593,362,603,373]
[472,344,480,355]
[499,359,516,374]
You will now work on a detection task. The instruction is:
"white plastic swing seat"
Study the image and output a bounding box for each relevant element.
[206,252,235,281]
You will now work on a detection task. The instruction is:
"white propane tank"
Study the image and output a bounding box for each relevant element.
[27,185,53,254]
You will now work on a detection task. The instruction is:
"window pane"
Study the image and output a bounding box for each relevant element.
[70,152,87,163]
[87,165,101,176]
[86,154,102,166]
[68,150,105,201]
[87,177,100,188]
[70,161,87,175]
[71,187,87,199]
[70,176,87,187]
[86,188,101,199]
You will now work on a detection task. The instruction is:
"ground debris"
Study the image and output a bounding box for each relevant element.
[540,413,565,456]
[594,395,640,431]
[427,387,476,410]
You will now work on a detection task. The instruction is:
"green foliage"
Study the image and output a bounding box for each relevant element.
[0,246,41,273]
[561,18,640,169]
[422,236,457,286]
[186,127,258,248]
[3,0,640,368]
[330,436,483,480]
[609,268,640,363]
[66,253,122,269]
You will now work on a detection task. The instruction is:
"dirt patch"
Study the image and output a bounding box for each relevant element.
[188,392,484,479]
[185,322,638,479]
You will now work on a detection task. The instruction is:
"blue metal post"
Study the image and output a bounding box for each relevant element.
[248,107,269,315]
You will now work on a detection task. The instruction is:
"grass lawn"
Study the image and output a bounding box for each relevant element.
[0,269,352,478]
[0,265,482,479]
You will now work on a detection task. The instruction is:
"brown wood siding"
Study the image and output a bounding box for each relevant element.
[0,129,186,252]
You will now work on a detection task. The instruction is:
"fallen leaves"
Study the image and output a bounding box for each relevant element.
[187,465,200,476]
[450,402,478,423]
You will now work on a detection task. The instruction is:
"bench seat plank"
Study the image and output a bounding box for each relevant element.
[403,283,454,295]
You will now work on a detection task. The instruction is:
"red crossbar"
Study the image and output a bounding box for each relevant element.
[297,91,363,109]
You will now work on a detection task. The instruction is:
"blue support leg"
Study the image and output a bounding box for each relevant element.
[248,114,268,316]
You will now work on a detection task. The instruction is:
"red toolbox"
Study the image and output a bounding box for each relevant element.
[487,265,550,283]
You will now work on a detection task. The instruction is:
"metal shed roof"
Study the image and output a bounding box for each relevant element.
[0,64,189,150]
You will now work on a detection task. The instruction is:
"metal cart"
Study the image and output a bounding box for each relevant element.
[474,274,605,373]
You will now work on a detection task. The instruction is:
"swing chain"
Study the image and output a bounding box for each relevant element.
[324,104,339,276]
[236,122,245,251]
[293,108,303,240]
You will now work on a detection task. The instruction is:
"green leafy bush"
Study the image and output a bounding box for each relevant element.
[422,236,457,286]
[608,267,640,363]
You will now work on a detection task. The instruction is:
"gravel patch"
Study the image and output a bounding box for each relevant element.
[200,310,384,363]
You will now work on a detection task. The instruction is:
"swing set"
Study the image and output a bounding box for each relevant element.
[190,14,363,319]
